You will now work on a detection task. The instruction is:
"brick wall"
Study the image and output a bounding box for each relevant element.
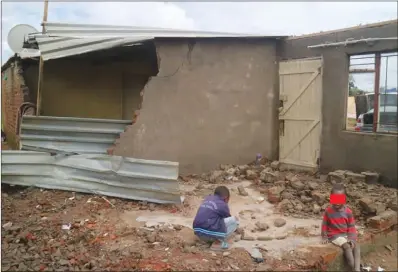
[1,58,32,149]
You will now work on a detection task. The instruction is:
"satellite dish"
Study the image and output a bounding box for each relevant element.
[7,24,38,53]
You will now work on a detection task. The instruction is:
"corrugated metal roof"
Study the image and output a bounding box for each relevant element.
[2,151,181,203]
[32,35,153,60]
[26,21,286,61]
[41,21,269,38]
[20,115,132,154]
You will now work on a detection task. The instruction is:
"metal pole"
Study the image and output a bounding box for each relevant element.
[373,53,381,133]
[36,0,48,115]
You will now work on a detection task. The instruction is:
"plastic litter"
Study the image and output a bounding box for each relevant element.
[377,267,385,271]
[61,223,71,230]
[361,264,371,271]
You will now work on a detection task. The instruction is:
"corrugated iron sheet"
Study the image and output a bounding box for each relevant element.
[1,151,181,204]
[33,35,153,61]
[26,21,286,61]
[20,115,131,154]
[41,21,259,38]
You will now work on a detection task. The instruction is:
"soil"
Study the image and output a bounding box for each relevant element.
[362,242,398,272]
[1,160,397,271]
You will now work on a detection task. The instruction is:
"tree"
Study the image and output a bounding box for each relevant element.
[349,74,365,96]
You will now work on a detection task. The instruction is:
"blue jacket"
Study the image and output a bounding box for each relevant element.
[193,195,231,240]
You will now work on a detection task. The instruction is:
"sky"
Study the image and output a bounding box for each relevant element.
[1,1,397,89]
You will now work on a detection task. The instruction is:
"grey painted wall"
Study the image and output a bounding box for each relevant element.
[280,21,398,186]
[114,39,280,174]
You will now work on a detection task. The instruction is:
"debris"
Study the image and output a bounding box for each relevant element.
[102,196,115,208]
[246,170,257,180]
[61,223,71,230]
[256,197,265,203]
[377,266,385,271]
[249,248,264,263]
[223,252,231,257]
[270,161,280,170]
[385,245,393,252]
[2,222,13,229]
[238,185,249,196]
[361,172,380,184]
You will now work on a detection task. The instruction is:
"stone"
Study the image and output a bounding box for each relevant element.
[300,195,312,203]
[223,252,231,257]
[236,227,244,235]
[255,222,269,231]
[387,200,398,212]
[281,191,294,200]
[274,180,286,186]
[266,186,285,203]
[295,202,304,211]
[209,170,224,183]
[2,222,13,229]
[345,172,366,184]
[234,235,241,242]
[311,191,327,205]
[308,181,319,190]
[273,218,286,227]
[290,180,305,190]
[361,172,380,184]
[238,165,249,172]
[275,234,288,240]
[242,233,255,241]
[260,170,278,183]
[257,236,273,241]
[285,173,296,182]
[328,172,345,183]
[319,175,328,183]
[367,210,397,230]
[358,198,377,214]
[246,170,258,180]
[375,203,387,215]
[237,186,249,196]
[277,199,292,211]
[313,204,321,214]
[270,161,280,170]
[256,264,273,271]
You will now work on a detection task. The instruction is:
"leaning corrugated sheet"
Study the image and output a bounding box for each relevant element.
[26,21,287,61]
[1,151,181,204]
[20,115,131,154]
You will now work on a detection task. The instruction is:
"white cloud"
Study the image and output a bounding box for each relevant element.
[1,1,397,63]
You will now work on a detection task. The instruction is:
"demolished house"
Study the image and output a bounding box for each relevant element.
[1,20,397,199]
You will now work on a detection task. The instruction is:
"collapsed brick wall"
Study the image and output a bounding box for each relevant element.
[1,59,33,149]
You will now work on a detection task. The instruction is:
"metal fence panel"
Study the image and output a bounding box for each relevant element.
[1,151,181,204]
[20,115,132,154]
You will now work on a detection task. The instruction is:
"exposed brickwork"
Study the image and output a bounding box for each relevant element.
[367,210,397,230]
[1,59,32,149]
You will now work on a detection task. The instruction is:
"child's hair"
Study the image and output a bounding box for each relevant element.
[331,183,345,194]
[214,186,230,198]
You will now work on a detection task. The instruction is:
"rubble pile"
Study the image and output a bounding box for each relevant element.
[198,161,397,222]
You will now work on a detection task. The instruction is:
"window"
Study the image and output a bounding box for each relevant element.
[347,52,397,134]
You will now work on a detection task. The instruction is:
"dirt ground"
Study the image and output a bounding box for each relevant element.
[1,162,397,271]
[362,242,398,272]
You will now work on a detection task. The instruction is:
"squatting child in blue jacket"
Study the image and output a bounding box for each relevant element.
[193,186,239,250]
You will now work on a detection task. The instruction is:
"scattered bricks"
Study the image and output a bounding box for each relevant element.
[277,199,292,211]
[345,172,366,184]
[311,191,327,205]
[260,170,278,183]
[367,210,397,230]
[361,172,380,184]
[290,180,305,190]
[319,175,328,183]
[245,170,257,180]
[387,199,398,212]
[308,181,319,190]
[270,161,280,170]
[209,170,224,183]
[266,186,285,204]
[327,172,345,183]
[242,233,255,241]
[359,198,377,214]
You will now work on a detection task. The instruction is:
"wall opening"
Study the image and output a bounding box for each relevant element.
[40,41,158,121]
[347,51,397,134]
